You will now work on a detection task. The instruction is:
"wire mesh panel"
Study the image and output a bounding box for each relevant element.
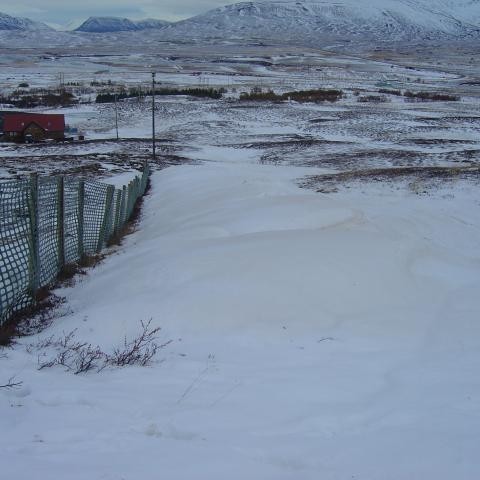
[100,185,115,251]
[0,179,33,323]
[64,178,81,265]
[82,181,109,255]
[37,177,60,286]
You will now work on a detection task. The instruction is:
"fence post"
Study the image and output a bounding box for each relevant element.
[131,179,136,215]
[114,190,121,235]
[142,164,149,193]
[56,176,65,270]
[120,185,127,228]
[97,185,115,253]
[127,181,133,219]
[27,173,40,297]
[77,180,85,260]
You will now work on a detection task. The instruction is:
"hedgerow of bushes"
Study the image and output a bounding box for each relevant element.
[0,90,77,108]
[96,87,226,103]
[239,87,343,103]
[377,88,459,101]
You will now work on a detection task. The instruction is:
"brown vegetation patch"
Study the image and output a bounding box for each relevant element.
[300,165,480,193]
[0,292,66,347]
[404,91,460,102]
[308,118,335,123]
[407,138,477,146]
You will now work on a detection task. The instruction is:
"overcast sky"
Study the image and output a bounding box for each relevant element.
[0,0,244,26]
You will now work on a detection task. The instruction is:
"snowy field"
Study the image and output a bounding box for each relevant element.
[1,44,480,479]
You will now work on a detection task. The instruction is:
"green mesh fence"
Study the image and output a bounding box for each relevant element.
[64,178,82,265]
[38,177,61,287]
[0,164,150,325]
[0,179,32,321]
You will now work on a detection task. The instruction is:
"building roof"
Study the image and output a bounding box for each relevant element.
[3,113,65,133]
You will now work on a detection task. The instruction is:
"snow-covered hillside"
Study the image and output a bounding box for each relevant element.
[135,18,170,30]
[2,1,480,46]
[158,0,480,43]
[75,17,140,33]
[0,12,51,31]
[436,0,480,24]
[2,160,479,479]
[75,16,170,33]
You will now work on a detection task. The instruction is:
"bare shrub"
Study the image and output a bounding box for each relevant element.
[108,319,171,367]
[31,320,170,374]
[0,376,23,390]
[35,329,103,374]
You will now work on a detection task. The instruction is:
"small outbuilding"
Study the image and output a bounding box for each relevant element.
[2,113,65,142]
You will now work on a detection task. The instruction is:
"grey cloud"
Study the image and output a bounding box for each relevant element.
[0,0,242,24]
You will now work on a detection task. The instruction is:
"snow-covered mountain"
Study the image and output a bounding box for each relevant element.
[1,1,479,47]
[75,16,170,33]
[75,17,140,33]
[439,0,480,26]
[0,11,52,31]
[135,18,170,30]
[157,0,480,43]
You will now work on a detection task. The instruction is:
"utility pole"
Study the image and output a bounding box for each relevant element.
[152,72,156,161]
[114,91,119,141]
[58,72,65,92]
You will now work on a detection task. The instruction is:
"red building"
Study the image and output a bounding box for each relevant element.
[2,113,65,142]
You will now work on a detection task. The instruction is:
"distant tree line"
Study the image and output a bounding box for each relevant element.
[239,87,343,103]
[0,91,77,108]
[96,87,226,103]
[378,88,459,101]
[403,91,459,101]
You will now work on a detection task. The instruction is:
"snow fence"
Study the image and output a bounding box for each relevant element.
[0,165,150,325]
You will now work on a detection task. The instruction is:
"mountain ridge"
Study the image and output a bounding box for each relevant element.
[0,11,52,31]
[1,1,479,46]
[74,16,170,33]
[156,0,480,43]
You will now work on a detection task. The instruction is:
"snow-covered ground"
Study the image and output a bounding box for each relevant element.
[1,149,480,479]
[1,43,480,479]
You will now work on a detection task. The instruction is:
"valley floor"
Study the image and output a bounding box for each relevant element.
[1,153,480,479]
[1,45,480,479]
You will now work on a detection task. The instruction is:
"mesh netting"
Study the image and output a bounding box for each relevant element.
[64,178,81,265]
[0,179,33,320]
[0,165,149,325]
[38,177,61,286]
[83,181,110,254]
